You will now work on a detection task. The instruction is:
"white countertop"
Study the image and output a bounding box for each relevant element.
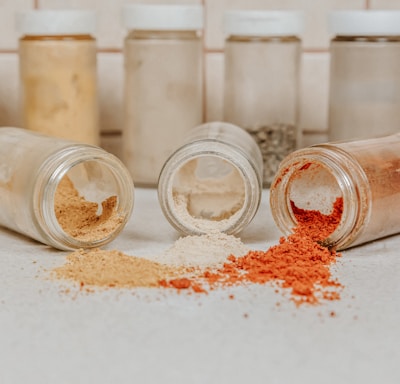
[1,188,399,384]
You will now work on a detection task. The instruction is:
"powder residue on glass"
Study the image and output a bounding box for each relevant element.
[54,175,123,241]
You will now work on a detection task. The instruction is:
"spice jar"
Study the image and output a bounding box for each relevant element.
[0,127,134,251]
[270,133,400,250]
[223,10,304,187]
[158,122,263,235]
[121,3,204,187]
[328,10,400,141]
[16,10,99,145]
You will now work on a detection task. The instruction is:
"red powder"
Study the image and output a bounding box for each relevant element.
[163,197,344,306]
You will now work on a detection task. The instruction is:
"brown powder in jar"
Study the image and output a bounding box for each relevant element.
[54,176,123,241]
[53,248,186,289]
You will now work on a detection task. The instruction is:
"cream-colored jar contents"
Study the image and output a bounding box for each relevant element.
[19,36,99,145]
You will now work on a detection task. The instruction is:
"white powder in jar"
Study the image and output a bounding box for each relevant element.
[171,157,246,232]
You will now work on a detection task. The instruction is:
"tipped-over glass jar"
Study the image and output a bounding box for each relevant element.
[0,127,134,250]
[270,133,400,250]
[158,122,263,235]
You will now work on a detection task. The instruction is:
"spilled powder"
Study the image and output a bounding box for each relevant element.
[163,197,344,306]
[53,248,184,289]
[51,195,344,306]
[54,176,123,241]
[156,230,249,269]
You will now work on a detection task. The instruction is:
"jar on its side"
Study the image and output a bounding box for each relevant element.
[270,133,400,250]
[0,127,134,250]
[122,4,204,187]
[158,122,263,235]
[16,10,99,145]
[223,10,303,187]
[328,11,400,141]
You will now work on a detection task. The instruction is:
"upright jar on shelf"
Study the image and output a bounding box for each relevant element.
[16,10,99,145]
[223,10,304,187]
[122,4,204,187]
[0,127,134,251]
[158,122,263,236]
[270,133,400,250]
[328,11,400,141]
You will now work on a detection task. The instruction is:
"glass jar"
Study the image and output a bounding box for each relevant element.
[0,127,134,250]
[328,11,400,141]
[122,4,204,187]
[223,10,303,187]
[16,10,99,145]
[270,133,400,250]
[158,122,263,236]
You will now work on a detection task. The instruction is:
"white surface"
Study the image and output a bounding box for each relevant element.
[0,188,399,384]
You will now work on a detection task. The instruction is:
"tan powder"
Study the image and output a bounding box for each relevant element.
[54,175,122,242]
[53,248,185,288]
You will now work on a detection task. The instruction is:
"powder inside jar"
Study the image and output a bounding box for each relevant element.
[54,175,123,242]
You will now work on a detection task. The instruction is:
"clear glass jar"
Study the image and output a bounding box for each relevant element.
[223,10,303,187]
[121,4,204,187]
[16,10,99,145]
[270,133,400,250]
[158,122,263,236]
[0,127,134,250]
[328,11,400,141]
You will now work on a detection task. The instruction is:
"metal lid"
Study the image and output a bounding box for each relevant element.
[122,4,203,31]
[16,10,96,36]
[224,10,304,37]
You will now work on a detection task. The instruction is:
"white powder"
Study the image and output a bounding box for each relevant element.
[171,158,246,232]
[155,231,249,269]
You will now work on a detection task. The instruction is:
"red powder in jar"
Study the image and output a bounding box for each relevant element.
[164,197,344,306]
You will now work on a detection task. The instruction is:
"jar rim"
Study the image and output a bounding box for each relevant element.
[158,140,262,236]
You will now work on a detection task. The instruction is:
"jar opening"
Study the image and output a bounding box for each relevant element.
[281,161,346,245]
[51,161,124,245]
[170,155,246,231]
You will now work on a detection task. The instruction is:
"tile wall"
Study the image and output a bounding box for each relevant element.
[0,0,397,157]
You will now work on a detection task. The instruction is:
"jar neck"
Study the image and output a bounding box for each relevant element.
[332,35,400,43]
[20,34,95,41]
[126,29,201,40]
[226,35,300,43]
[270,145,371,250]
[33,145,133,250]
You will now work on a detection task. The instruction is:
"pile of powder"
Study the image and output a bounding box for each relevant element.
[156,231,249,269]
[163,197,344,306]
[51,231,248,289]
[54,176,123,241]
[53,248,186,289]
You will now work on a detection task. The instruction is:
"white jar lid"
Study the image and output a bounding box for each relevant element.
[224,10,304,37]
[122,4,203,31]
[16,10,96,36]
[329,10,400,36]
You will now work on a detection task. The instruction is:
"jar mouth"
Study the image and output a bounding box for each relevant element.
[270,146,371,250]
[33,145,134,250]
[158,140,262,235]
